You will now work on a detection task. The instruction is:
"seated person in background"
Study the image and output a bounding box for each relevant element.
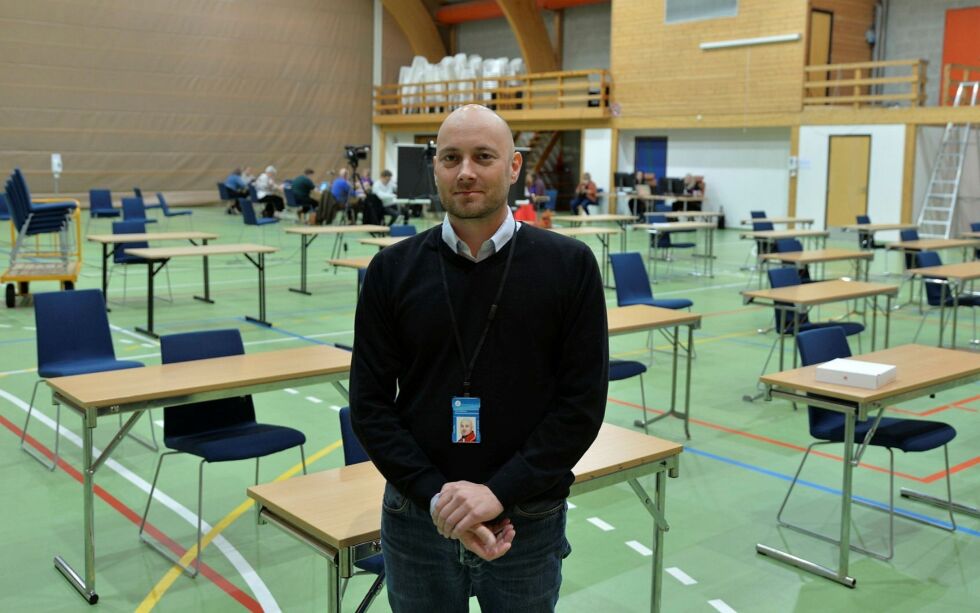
[332,168,359,223]
[256,165,285,218]
[679,174,704,211]
[629,170,655,218]
[241,166,256,185]
[569,172,597,215]
[528,171,548,208]
[290,168,319,222]
[223,167,248,214]
[360,169,373,190]
[373,169,399,225]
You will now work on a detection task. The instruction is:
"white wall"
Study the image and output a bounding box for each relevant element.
[582,128,612,211]
[797,124,905,236]
[616,128,791,224]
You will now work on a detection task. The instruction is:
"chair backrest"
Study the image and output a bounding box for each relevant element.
[855,215,871,224]
[610,252,653,305]
[89,189,114,215]
[283,184,297,207]
[971,222,980,232]
[915,251,945,306]
[773,238,803,253]
[155,192,170,213]
[122,197,147,220]
[338,407,370,465]
[768,266,806,331]
[750,210,766,219]
[768,266,802,289]
[160,329,256,440]
[544,188,558,211]
[753,221,774,231]
[900,228,919,242]
[34,289,118,372]
[217,182,233,201]
[240,198,261,225]
[0,193,9,221]
[248,184,259,202]
[112,220,148,263]
[796,327,852,436]
[4,179,25,229]
[389,224,417,237]
[133,187,144,200]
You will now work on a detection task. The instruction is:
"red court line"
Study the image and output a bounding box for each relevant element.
[607,396,979,484]
[0,414,261,612]
[888,394,980,417]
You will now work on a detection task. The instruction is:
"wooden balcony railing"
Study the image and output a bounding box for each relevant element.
[803,59,926,108]
[941,63,980,106]
[373,69,610,117]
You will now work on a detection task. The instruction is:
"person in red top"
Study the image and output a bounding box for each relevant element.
[569,172,597,215]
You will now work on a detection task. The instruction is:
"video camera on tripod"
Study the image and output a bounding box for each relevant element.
[344,145,370,168]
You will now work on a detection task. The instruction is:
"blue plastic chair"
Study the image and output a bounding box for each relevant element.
[0,193,9,222]
[610,252,693,310]
[855,215,885,250]
[899,228,920,270]
[543,188,558,211]
[156,193,192,219]
[389,224,417,237]
[122,196,157,224]
[912,251,979,343]
[217,182,240,213]
[338,407,386,609]
[609,358,652,431]
[88,189,120,220]
[971,222,980,259]
[134,187,161,210]
[21,289,147,470]
[778,327,957,559]
[110,219,171,302]
[772,238,811,282]
[750,210,767,219]
[239,197,279,245]
[140,329,307,577]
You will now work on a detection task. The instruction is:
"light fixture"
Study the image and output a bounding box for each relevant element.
[700,33,801,50]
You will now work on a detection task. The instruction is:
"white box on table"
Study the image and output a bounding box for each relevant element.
[815,358,896,390]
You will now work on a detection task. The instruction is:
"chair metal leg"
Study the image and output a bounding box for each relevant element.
[139,451,203,578]
[743,335,780,402]
[900,445,969,521]
[118,409,159,451]
[631,373,650,434]
[356,571,386,613]
[20,379,59,470]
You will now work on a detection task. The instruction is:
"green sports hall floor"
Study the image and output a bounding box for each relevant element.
[0,207,976,613]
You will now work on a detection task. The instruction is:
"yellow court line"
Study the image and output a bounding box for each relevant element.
[612,327,764,359]
[135,439,343,612]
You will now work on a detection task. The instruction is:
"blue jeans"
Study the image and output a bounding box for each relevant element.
[381,483,571,613]
[569,196,594,215]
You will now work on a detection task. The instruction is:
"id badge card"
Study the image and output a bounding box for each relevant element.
[452,396,481,444]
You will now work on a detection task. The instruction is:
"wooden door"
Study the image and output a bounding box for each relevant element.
[826,135,871,227]
[808,10,832,98]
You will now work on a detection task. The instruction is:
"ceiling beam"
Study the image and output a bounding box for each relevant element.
[497,0,558,73]
[382,0,446,62]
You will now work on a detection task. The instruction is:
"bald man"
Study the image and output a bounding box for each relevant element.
[350,105,608,612]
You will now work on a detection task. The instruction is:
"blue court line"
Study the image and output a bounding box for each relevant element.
[684,445,980,538]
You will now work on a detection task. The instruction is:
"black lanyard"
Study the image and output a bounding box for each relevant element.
[438,227,518,397]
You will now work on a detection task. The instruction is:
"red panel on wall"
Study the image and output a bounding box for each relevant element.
[941,7,980,105]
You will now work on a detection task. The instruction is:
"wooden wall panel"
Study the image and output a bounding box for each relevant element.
[0,0,376,193]
[810,0,876,65]
[610,0,808,118]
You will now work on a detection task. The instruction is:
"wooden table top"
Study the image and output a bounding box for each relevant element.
[328,256,375,270]
[285,224,390,235]
[742,279,899,305]
[549,226,621,237]
[962,231,980,239]
[838,223,917,232]
[607,305,701,335]
[661,211,722,219]
[125,243,277,258]
[740,229,830,240]
[46,345,351,413]
[87,231,218,243]
[246,423,682,549]
[760,248,874,264]
[887,238,979,251]
[632,222,714,231]
[908,260,980,281]
[761,344,980,405]
[740,217,814,225]
[358,236,407,248]
[551,214,637,223]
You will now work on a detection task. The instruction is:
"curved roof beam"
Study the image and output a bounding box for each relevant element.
[382,0,446,62]
[496,0,558,73]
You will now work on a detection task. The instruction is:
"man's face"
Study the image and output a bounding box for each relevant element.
[459,420,473,437]
[381,175,391,185]
[434,108,521,221]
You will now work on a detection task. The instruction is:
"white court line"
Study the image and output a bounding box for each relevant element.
[586,517,615,531]
[0,388,280,612]
[626,541,652,556]
[709,599,737,613]
[284,388,299,395]
[305,396,323,404]
[154,419,164,428]
[329,405,343,412]
[666,567,697,585]
[118,338,133,344]
[110,323,160,346]
[22,326,35,331]
[567,501,576,509]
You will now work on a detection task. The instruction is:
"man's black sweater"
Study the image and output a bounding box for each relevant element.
[350,224,608,511]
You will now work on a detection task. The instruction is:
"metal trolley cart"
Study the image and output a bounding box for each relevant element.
[3,196,82,307]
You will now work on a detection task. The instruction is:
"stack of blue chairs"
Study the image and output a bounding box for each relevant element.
[3,168,76,261]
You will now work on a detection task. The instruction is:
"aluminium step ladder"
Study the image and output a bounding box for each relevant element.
[917,81,979,239]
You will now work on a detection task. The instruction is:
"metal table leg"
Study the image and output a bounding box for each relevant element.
[290,234,315,295]
[245,252,272,327]
[193,239,213,304]
[135,260,167,338]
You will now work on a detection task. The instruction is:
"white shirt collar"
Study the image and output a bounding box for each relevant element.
[441,207,520,263]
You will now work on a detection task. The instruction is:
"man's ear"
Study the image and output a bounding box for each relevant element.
[511,151,523,185]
